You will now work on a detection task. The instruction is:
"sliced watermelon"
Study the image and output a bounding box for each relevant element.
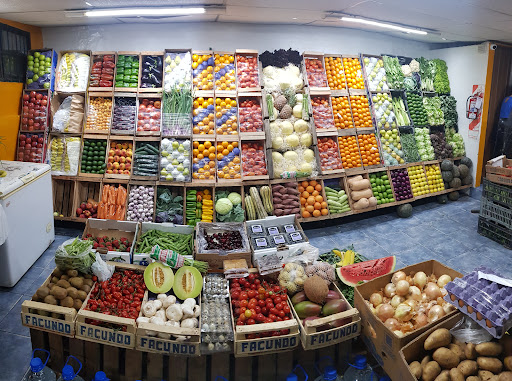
[336,256,396,287]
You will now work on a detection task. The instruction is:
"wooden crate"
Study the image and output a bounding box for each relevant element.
[192,51,214,92]
[302,52,330,92]
[131,138,160,181]
[154,184,185,223]
[52,178,76,220]
[289,283,360,350]
[240,139,269,181]
[323,54,348,94]
[191,137,217,184]
[238,93,265,139]
[78,135,108,179]
[135,94,162,137]
[322,176,353,217]
[75,263,146,348]
[345,172,377,214]
[84,92,113,135]
[55,50,92,93]
[73,180,102,221]
[88,51,116,92]
[213,51,237,94]
[110,93,137,136]
[297,179,331,223]
[485,155,512,185]
[104,136,134,180]
[138,51,164,93]
[235,49,261,93]
[19,89,51,133]
[309,90,337,134]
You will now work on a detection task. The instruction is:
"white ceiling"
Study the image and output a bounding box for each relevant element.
[1,0,512,44]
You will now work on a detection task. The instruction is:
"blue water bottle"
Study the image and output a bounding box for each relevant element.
[56,356,84,381]
[286,364,308,381]
[314,356,341,381]
[22,349,56,381]
[342,355,375,381]
[92,371,109,381]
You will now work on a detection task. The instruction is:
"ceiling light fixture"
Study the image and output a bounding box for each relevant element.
[85,2,92,6]
[292,17,297,20]
[84,7,205,17]
[340,16,427,35]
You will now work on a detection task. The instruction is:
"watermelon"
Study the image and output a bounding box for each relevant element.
[397,203,413,218]
[437,194,448,204]
[336,256,396,287]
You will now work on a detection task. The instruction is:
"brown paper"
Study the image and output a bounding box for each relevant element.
[67,112,84,133]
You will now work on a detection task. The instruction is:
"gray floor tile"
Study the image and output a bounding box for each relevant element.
[0,291,23,321]
[0,331,32,381]
[0,295,31,337]
[393,246,434,266]
[369,231,422,253]
[446,251,495,275]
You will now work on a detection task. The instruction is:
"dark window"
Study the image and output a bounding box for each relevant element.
[0,23,30,82]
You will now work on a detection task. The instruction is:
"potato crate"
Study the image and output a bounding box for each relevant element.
[482,177,512,208]
[289,283,360,350]
[136,292,201,356]
[75,263,146,348]
[21,269,93,337]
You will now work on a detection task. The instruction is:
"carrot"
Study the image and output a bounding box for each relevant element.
[117,186,127,206]
[102,185,109,203]
[107,204,116,219]
[108,186,116,204]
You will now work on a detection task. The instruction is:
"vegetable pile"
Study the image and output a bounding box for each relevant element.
[440,95,458,130]
[445,127,466,157]
[56,52,90,92]
[185,189,213,225]
[382,56,404,90]
[21,91,48,131]
[236,53,259,89]
[423,97,445,126]
[17,133,44,163]
[271,182,300,217]
[379,128,405,166]
[50,136,81,175]
[369,172,395,205]
[89,54,115,88]
[162,86,193,135]
[137,98,161,133]
[400,130,421,163]
[85,96,112,132]
[192,53,214,90]
[417,57,436,92]
[140,55,163,89]
[406,92,428,126]
[107,141,132,175]
[415,127,435,161]
[347,175,376,211]
[133,142,159,177]
[430,131,453,160]
[311,95,335,129]
[26,50,53,89]
[112,96,136,132]
[363,56,389,91]
[391,169,413,201]
[97,184,127,220]
[392,95,411,126]
[318,137,343,171]
[331,96,354,129]
[241,142,267,176]
[126,185,154,222]
[299,180,328,218]
[239,98,263,133]
[304,57,328,87]
[155,188,183,224]
[80,139,107,174]
[245,186,273,220]
[55,238,95,273]
[432,59,450,94]
[325,185,350,213]
[215,191,244,222]
[83,234,132,252]
[115,55,139,88]
[408,165,430,197]
[164,51,191,90]
[160,138,191,182]
[137,229,193,257]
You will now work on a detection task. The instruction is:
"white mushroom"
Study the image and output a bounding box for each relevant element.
[182,304,194,319]
[162,295,176,308]
[157,294,167,302]
[165,320,180,328]
[193,305,201,318]
[142,301,157,317]
[155,310,167,321]
[181,318,198,328]
[183,298,196,308]
[153,299,163,310]
[136,317,150,324]
[166,304,183,321]
[150,316,165,325]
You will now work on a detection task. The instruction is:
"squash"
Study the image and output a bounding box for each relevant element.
[353,198,370,210]
[397,204,413,218]
[351,188,373,201]
[350,179,371,191]
[347,175,364,187]
[250,187,268,219]
[448,191,459,201]
[260,186,273,214]
[245,195,256,220]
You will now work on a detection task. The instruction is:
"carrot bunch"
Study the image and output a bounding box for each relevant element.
[97,184,127,220]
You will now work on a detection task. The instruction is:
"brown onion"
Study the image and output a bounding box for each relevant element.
[443,303,455,315]
[437,274,452,288]
[384,318,401,331]
[370,293,383,308]
[428,305,445,322]
[391,271,406,285]
[401,321,414,332]
[393,330,405,338]
[390,295,404,308]
[408,286,422,301]
[377,303,395,322]
[425,282,442,300]
[415,313,428,329]
[413,271,427,290]
[394,303,413,321]
[395,280,410,296]
[384,283,396,298]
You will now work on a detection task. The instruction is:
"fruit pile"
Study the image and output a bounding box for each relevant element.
[21,91,49,132]
[406,92,428,126]
[239,99,263,133]
[75,201,98,219]
[391,168,413,201]
[26,50,53,89]
[215,97,238,135]
[317,137,343,171]
[357,133,381,166]
[379,128,405,166]
[369,172,395,205]
[325,56,346,90]
[230,274,292,336]
[425,164,445,192]
[343,57,365,89]
[349,95,372,128]
[304,57,328,87]
[107,141,132,175]
[372,93,396,129]
[159,138,191,182]
[192,140,216,180]
[86,97,112,132]
[83,234,132,252]
[192,97,215,135]
[216,141,241,180]
[186,189,213,225]
[112,96,136,133]
[17,133,45,163]
[115,55,139,89]
[363,57,389,92]
[299,180,329,219]
[192,53,214,90]
[236,53,259,89]
[241,142,267,177]
[137,98,161,133]
[205,231,243,250]
[331,96,354,129]
[86,269,145,324]
[80,139,107,174]
[311,96,335,130]
[324,185,350,214]
[338,135,362,168]
[214,53,236,91]
[89,54,115,88]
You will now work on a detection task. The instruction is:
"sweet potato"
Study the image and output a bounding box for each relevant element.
[433,347,460,369]
[478,357,503,374]
[274,209,284,216]
[425,328,452,351]
[476,343,503,357]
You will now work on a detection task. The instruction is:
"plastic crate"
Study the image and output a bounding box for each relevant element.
[477,216,512,249]
[480,197,512,229]
[482,178,512,208]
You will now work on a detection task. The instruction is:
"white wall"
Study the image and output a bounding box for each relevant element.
[42,22,431,57]
[431,43,489,181]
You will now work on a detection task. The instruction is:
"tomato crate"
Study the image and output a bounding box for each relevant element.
[136,292,201,356]
[289,283,360,350]
[482,177,512,208]
[75,263,146,348]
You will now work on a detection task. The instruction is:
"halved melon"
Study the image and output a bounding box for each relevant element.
[173,266,202,300]
[144,262,174,294]
[336,256,396,287]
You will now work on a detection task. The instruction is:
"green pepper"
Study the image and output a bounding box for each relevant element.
[132,62,139,68]
[129,83,137,88]
[116,74,124,81]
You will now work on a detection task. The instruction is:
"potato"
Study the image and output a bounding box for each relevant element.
[480,370,496,380]
[476,343,503,357]
[73,299,83,311]
[505,357,512,371]
[433,347,460,369]
[458,360,478,376]
[449,343,466,361]
[423,361,442,381]
[48,283,55,289]
[51,276,59,284]
[60,296,74,308]
[60,275,69,280]
[69,277,83,289]
[83,279,93,287]
[425,329,452,351]
[409,361,422,379]
[66,287,78,299]
[44,295,58,305]
[84,274,93,279]
[466,343,478,359]
[67,269,78,277]
[77,290,87,301]
[499,372,512,381]
[490,376,500,381]
[422,355,432,370]
[81,284,91,293]
[450,368,465,381]
[467,377,482,381]
[478,357,503,374]
[56,279,71,289]
[434,370,450,381]
[31,293,40,302]
[36,286,50,298]
[50,286,67,300]
[52,268,62,278]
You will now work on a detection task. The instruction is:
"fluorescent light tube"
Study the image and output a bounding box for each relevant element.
[85,7,205,17]
[341,16,427,35]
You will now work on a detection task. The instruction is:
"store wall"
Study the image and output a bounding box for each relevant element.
[42,22,431,57]
[431,43,489,182]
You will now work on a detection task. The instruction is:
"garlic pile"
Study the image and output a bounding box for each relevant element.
[137,293,200,341]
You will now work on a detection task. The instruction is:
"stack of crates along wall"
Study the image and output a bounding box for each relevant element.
[478,177,512,248]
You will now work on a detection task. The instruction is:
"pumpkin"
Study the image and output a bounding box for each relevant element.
[442,170,454,182]
[448,191,460,201]
[441,160,454,171]
[460,157,472,168]
[462,174,473,185]
[397,203,413,218]
[437,194,448,204]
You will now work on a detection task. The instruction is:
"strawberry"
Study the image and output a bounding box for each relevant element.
[93,242,99,249]
[112,239,120,248]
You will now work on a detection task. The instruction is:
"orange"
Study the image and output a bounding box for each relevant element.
[315,184,322,192]
[302,191,310,198]
[306,205,314,213]
[315,195,323,203]
[307,196,315,205]
[301,181,309,188]
[312,210,321,217]
[306,186,314,193]
[321,209,329,216]
[302,210,311,218]
[309,180,318,187]
[298,186,305,193]
[314,202,321,210]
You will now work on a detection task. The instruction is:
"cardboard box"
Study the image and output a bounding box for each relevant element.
[398,313,463,381]
[354,260,463,381]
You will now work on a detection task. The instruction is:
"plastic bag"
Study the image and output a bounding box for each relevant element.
[52,96,72,132]
[279,243,319,266]
[0,204,7,246]
[54,237,96,274]
[91,252,114,282]
[450,315,494,344]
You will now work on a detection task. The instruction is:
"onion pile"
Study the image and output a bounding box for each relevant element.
[366,270,455,337]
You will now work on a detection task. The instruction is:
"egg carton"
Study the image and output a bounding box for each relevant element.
[444,267,512,338]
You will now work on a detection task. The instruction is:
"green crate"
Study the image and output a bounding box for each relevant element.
[478,216,512,249]
[483,178,512,208]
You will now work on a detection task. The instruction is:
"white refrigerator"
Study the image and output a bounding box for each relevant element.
[0,160,55,287]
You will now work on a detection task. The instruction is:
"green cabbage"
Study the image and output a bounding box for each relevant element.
[215,198,233,215]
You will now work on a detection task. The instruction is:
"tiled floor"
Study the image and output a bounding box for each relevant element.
[1,192,511,380]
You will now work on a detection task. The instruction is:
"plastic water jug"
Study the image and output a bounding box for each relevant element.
[92,371,109,381]
[56,356,83,381]
[314,356,341,381]
[214,377,228,381]
[286,364,308,381]
[22,349,56,381]
[342,355,375,381]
